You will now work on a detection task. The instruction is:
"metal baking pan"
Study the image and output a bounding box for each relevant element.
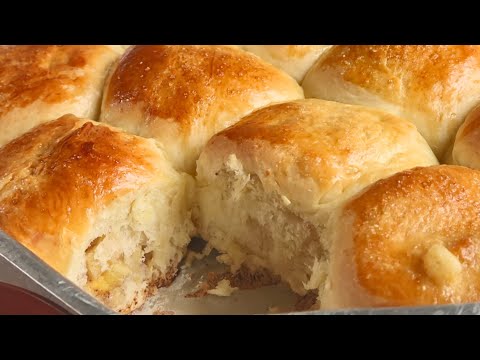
[0,230,114,315]
[2,229,479,315]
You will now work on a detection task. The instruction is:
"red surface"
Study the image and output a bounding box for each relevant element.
[0,282,69,315]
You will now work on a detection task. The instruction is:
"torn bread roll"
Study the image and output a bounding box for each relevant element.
[239,45,332,82]
[321,165,480,309]
[195,99,438,295]
[100,45,304,174]
[0,114,194,313]
[0,45,123,147]
[302,45,480,160]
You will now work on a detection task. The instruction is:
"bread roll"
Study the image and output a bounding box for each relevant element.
[239,45,332,82]
[302,45,480,159]
[321,165,480,309]
[451,104,480,168]
[195,99,438,295]
[0,45,123,148]
[0,115,194,313]
[100,45,304,174]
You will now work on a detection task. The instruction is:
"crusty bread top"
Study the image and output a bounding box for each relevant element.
[0,45,122,148]
[316,45,477,95]
[100,45,303,174]
[302,45,480,159]
[0,114,166,274]
[198,99,438,212]
[102,45,302,132]
[0,45,120,115]
[327,165,480,308]
[103,45,302,126]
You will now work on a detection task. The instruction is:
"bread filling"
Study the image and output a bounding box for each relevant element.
[71,180,194,313]
[197,159,327,296]
[83,228,153,311]
[85,234,154,294]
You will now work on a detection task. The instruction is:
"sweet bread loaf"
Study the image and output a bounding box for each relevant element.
[3,44,478,313]
[100,45,304,174]
[195,99,438,295]
[321,165,480,309]
[0,114,194,313]
[302,45,480,160]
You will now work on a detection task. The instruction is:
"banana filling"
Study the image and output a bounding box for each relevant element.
[85,235,152,295]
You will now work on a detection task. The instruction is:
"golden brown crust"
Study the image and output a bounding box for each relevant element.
[303,45,480,158]
[201,99,438,210]
[0,114,162,274]
[104,45,299,129]
[101,45,303,173]
[330,165,480,308]
[317,46,476,102]
[0,45,121,147]
[0,45,91,110]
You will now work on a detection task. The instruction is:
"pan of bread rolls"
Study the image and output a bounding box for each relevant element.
[3,45,480,315]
